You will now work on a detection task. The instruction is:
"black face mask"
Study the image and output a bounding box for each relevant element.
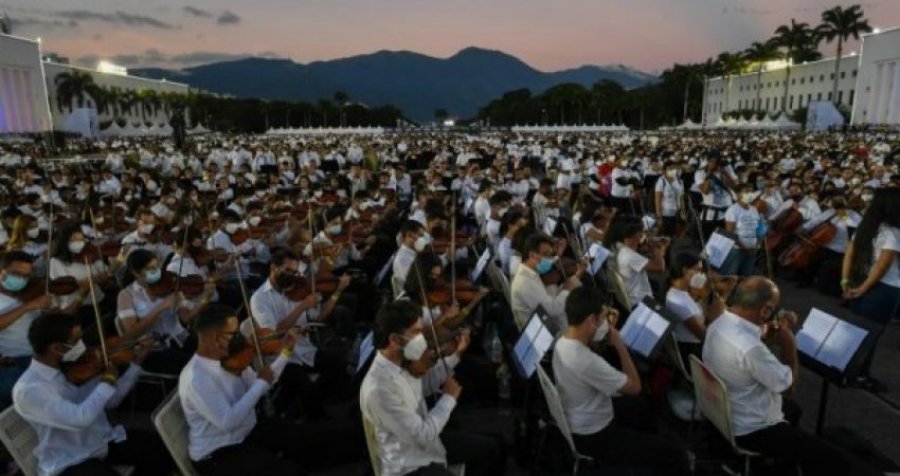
[227,332,247,355]
[188,245,204,257]
[275,272,296,291]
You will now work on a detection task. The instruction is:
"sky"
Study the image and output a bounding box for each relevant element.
[2,0,899,74]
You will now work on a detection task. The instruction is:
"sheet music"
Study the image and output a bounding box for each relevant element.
[586,243,610,275]
[795,308,835,358]
[513,312,554,378]
[797,308,868,372]
[620,302,670,358]
[356,331,375,372]
[620,303,652,348]
[704,232,735,269]
[470,248,492,283]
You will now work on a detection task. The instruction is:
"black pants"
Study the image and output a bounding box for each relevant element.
[571,398,690,476]
[193,417,364,476]
[405,430,505,476]
[60,429,174,476]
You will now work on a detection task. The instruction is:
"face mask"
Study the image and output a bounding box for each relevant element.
[666,170,678,179]
[328,224,342,236]
[861,194,873,203]
[140,223,155,235]
[68,241,86,254]
[26,228,39,239]
[95,217,105,226]
[145,268,162,284]
[741,193,755,203]
[225,223,240,234]
[248,216,262,227]
[275,272,296,290]
[1,274,28,292]
[61,339,87,363]
[414,235,430,252]
[314,190,323,198]
[592,318,609,342]
[689,272,708,290]
[535,257,555,275]
[498,207,509,217]
[402,333,428,361]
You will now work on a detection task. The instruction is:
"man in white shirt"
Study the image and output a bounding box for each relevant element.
[697,157,735,240]
[612,217,667,308]
[703,277,879,475]
[180,304,360,476]
[393,220,430,289]
[554,287,690,475]
[360,301,499,476]
[13,312,172,476]
[511,233,584,331]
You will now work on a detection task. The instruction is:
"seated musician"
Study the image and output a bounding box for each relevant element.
[554,286,691,475]
[49,225,116,328]
[5,214,49,278]
[180,304,362,476]
[249,247,351,418]
[360,300,501,476]
[118,209,169,264]
[497,210,528,276]
[311,206,370,272]
[117,249,193,374]
[606,215,667,308]
[13,312,173,476]
[723,183,762,277]
[703,276,880,475]
[167,227,228,317]
[393,220,430,289]
[664,252,726,364]
[0,252,51,408]
[483,191,512,252]
[511,233,584,331]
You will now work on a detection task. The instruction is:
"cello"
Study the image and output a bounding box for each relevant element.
[777,218,837,270]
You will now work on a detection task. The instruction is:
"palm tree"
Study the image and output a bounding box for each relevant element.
[743,40,782,114]
[772,19,817,112]
[54,71,96,112]
[817,5,872,104]
[136,89,160,124]
[715,52,747,114]
[119,90,139,123]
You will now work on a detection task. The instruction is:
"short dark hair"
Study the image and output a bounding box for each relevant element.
[194,303,236,333]
[489,191,512,207]
[373,301,420,349]
[524,233,553,259]
[1,250,34,269]
[28,312,79,355]
[399,220,425,238]
[126,248,156,275]
[669,252,701,281]
[270,246,298,267]
[325,206,344,223]
[565,286,608,326]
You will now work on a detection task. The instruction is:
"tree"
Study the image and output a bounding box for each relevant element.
[334,91,348,127]
[434,108,448,122]
[54,71,96,112]
[743,40,782,114]
[817,4,871,104]
[715,52,747,115]
[773,19,817,112]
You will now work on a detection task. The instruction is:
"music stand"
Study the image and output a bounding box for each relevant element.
[512,306,556,380]
[795,308,878,435]
[703,229,737,272]
[619,297,676,360]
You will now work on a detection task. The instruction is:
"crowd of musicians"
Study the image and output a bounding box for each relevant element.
[0,130,897,475]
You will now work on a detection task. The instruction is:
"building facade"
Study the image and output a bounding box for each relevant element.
[702,26,900,127]
[0,34,53,134]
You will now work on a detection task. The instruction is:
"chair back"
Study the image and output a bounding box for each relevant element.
[535,366,578,457]
[152,391,200,476]
[665,334,692,384]
[0,406,39,476]
[486,261,511,304]
[604,255,633,311]
[689,355,737,447]
[361,412,382,476]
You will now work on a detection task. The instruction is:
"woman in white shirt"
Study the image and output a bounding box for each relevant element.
[49,224,114,329]
[723,183,762,277]
[841,188,900,387]
[665,252,725,366]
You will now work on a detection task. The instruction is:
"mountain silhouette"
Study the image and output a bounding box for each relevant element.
[133,47,657,121]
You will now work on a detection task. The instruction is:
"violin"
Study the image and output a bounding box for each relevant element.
[541,257,578,285]
[231,228,250,246]
[147,271,179,298]
[177,274,208,298]
[220,327,285,374]
[64,336,152,385]
[427,278,483,306]
[777,219,837,270]
[10,276,82,302]
[282,275,339,301]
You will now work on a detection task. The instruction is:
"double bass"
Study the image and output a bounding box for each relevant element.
[778,218,837,270]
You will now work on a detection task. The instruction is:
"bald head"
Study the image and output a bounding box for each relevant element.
[729,276,780,325]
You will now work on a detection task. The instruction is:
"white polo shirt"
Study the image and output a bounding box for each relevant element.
[552,336,627,435]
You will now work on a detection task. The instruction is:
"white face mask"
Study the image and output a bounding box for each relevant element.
[225,223,240,234]
[314,190,323,198]
[689,272,708,290]
[140,223,155,235]
[62,339,87,362]
[741,192,755,203]
[592,318,609,342]
[68,241,86,254]
[666,170,678,179]
[26,228,39,239]
[414,235,430,252]
[861,193,874,203]
[402,333,428,361]
[248,216,262,227]
[499,206,509,217]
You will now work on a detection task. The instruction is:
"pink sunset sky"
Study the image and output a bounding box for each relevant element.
[3,0,899,73]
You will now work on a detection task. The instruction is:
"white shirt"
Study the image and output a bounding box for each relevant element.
[872,224,900,287]
[725,203,760,248]
[117,282,189,346]
[360,352,457,476]
[49,258,108,310]
[665,288,702,344]
[392,245,417,289]
[823,211,861,254]
[179,354,287,461]
[553,336,626,435]
[611,167,638,198]
[702,311,791,437]
[0,293,40,358]
[13,360,141,476]
[654,176,683,217]
[615,246,653,308]
[510,264,569,331]
[249,279,318,366]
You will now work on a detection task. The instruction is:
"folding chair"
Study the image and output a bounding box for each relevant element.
[664,334,702,423]
[361,413,464,476]
[689,355,761,476]
[485,261,511,305]
[0,407,133,476]
[604,255,633,312]
[535,367,594,475]
[152,391,200,476]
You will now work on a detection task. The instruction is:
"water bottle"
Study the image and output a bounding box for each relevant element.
[497,363,512,415]
[490,331,503,365]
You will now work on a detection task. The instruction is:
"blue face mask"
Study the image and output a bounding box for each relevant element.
[536,257,555,275]
[145,268,162,284]
[1,274,28,293]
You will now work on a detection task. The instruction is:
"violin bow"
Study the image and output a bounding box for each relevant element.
[233,255,265,370]
[450,191,457,305]
[411,259,450,375]
[84,256,110,369]
[45,200,54,295]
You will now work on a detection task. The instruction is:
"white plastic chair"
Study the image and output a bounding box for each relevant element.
[361,412,464,476]
[535,366,593,475]
[604,256,633,312]
[0,407,133,476]
[485,261,511,305]
[664,334,702,422]
[152,391,200,476]
[689,355,760,475]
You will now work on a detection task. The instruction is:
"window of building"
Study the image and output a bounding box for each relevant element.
[851,70,856,78]
[828,91,833,101]
[766,98,770,109]
[792,78,796,85]
[800,77,805,84]
[790,96,795,109]
[799,96,803,107]
[810,76,814,82]
[849,89,855,105]
[838,90,844,104]
[820,74,824,82]
[808,93,812,104]
[817,92,822,101]
[830,73,835,80]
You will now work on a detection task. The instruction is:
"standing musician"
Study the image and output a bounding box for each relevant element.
[13,312,173,476]
[723,183,763,277]
[654,160,685,237]
[696,156,735,241]
[393,220,431,290]
[179,304,362,476]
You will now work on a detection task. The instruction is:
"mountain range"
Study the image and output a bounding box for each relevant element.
[133,47,658,121]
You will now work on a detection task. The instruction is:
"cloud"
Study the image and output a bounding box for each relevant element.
[52,10,176,29]
[75,50,282,69]
[8,16,79,30]
[183,6,213,18]
[217,10,240,25]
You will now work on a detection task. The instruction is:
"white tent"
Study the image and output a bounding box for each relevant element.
[189,123,211,135]
[677,119,701,130]
[759,115,776,129]
[774,113,801,130]
[100,122,123,137]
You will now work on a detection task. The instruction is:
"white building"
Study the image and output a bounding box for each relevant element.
[0,32,189,136]
[702,26,900,127]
